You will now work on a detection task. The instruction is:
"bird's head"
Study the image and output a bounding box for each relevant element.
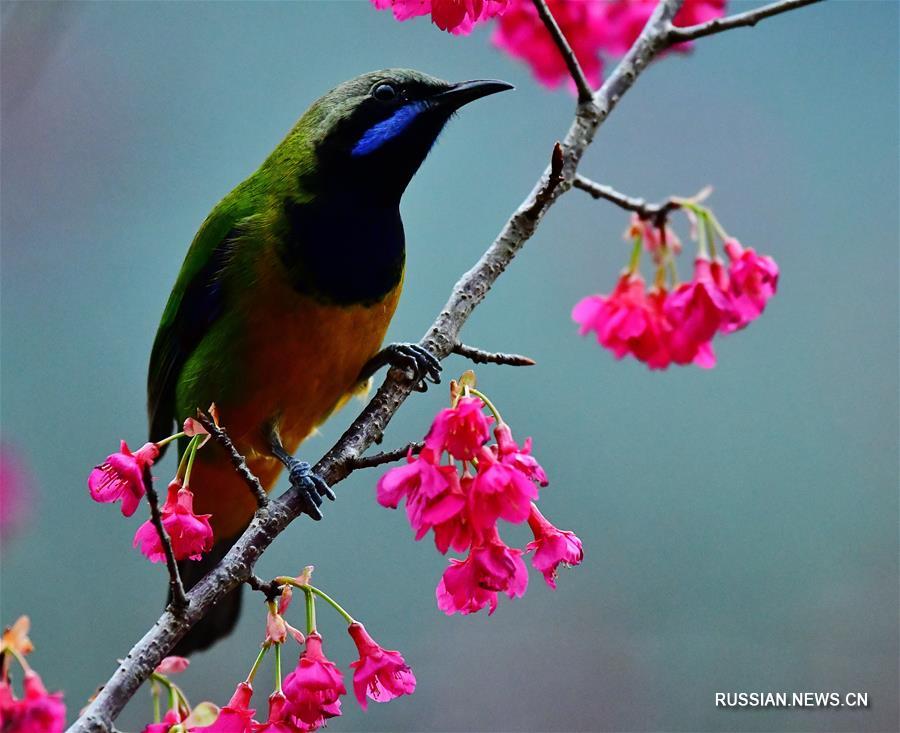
[295,69,513,200]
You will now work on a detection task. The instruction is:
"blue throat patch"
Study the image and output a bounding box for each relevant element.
[352,101,429,157]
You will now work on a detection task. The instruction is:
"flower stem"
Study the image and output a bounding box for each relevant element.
[246,644,269,684]
[175,435,200,480]
[627,234,643,274]
[183,436,201,488]
[151,680,161,723]
[157,431,186,448]
[654,264,666,290]
[694,205,710,258]
[150,673,190,716]
[309,586,355,625]
[707,210,730,240]
[275,577,356,626]
[274,643,283,694]
[667,255,679,287]
[305,588,316,635]
[704,211,718,259]
[8,647,31,674]
[468,387,504,426]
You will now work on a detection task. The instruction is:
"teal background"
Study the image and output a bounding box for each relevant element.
[1,1,897,731]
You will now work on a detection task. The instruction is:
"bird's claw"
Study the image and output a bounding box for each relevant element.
[384,343,442,391]
[286,459,334,521]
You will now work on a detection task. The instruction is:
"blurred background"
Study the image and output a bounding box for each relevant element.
[1,1,897,731]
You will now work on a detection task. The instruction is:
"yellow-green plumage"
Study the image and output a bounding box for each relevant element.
[147,69,511,653]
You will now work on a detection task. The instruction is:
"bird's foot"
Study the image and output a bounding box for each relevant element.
[285,459,335,521]
[379,342,442,392]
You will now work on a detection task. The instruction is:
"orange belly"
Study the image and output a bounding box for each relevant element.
[179,262,402,539]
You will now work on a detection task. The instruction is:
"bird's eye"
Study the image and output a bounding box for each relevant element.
[372,83,398,102]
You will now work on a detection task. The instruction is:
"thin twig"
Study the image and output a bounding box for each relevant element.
[195,411,268,508]
[453,343,536,367]
[142,466,187,611]
[530,0,594,104]
[350,442,423,470]
[573,175,684,228]
[665,0,824,45]
[68,0,820,728]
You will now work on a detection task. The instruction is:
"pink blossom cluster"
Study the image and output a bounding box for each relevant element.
[249,628,412,732]
[371,0,726,90]
[573,213,779,369]
[1,617,66,733]
[88,421,214,564]
[371,0,508,34]
[255,601,414,730]
[495,0,725,89]
[145,585,415,732]
[0,670,66,733]
[378,393,583,615]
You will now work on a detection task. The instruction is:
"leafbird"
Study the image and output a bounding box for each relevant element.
[147,69,512,654]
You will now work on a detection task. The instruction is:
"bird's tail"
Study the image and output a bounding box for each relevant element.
[170,529,246,656]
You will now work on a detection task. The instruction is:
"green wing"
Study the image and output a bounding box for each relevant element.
[147,191,255,448]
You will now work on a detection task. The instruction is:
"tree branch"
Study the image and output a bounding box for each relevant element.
[530,0,595,104]
[141,466,187,611]
[452,343,536,367]
[664,0,824,45]
[573,175,684,227]
[350,442,424,470]
[68,0,819,728]
[195,412,268,508]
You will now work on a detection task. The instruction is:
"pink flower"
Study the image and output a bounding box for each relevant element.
[526,505,583,589]
[88,440,159,517]
[377,447,446,510]
[0,670,66,733]
[250,693,301,733]
[469,446,538,531]
[493,0,607,90]
[722,238,779,330]
[133,479,213,563]
[573,273,671,369]
[282,633,346,728]
[406,467,468,550]
[347,623,416,710]
[436,532,528,615]
[371,0,507,34]
[425,396,491,461]
[142,709,183,733]
[193,683,256,733]
[429,474,477,554]
[182,418,211,447]
[155,656,189,675]
[493,424,548,486]
[377,447,467,549]
[265,604,304,646]
[600,0,726,55]
[664,257,733,362]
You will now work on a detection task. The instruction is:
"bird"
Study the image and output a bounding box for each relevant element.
[147,68,512,654]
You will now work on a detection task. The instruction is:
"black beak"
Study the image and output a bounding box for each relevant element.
[432,79,514,110]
